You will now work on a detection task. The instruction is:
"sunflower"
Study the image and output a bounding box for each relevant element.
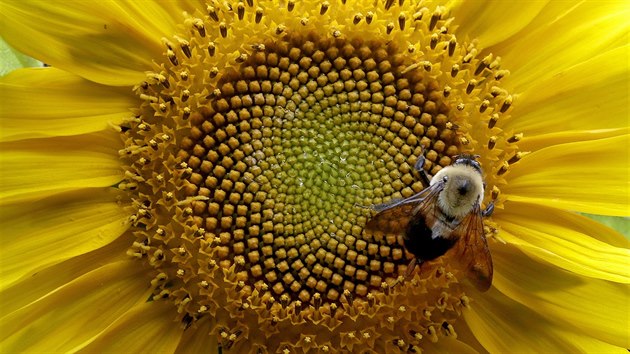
[1,0,628,353]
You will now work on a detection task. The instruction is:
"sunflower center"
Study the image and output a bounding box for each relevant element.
[120,1,520,351]
[176,31,466,302]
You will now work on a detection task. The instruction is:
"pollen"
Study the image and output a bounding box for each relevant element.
[119,0,521,352]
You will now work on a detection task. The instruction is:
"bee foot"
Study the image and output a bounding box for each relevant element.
[482,201,495,217]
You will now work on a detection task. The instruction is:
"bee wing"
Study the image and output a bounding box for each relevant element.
[447,205,493,291]
[363,182,444,235]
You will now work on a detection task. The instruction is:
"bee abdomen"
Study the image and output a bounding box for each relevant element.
[405,217,457,261]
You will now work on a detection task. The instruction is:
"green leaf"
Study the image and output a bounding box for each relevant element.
[0,36,42,76]
[582,214,630,240]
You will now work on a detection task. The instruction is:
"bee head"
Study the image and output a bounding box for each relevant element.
[433,162,485,219]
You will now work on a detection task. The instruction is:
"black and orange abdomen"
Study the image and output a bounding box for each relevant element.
[404,216,457,261]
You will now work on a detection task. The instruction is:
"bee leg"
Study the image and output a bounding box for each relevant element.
[413,154,431,187]
[387,259,416,288]
[482,201,495,217]
[404,258,421,278]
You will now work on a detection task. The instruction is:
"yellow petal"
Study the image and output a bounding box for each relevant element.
[0,188,130,290]
[492,243,630,348]
[0,261,150,353]
[0,130,123,204]
[450,0,548,47]
[0,67,137,142]
[0,232,130,319]
[516,128,629,155]
[75,300,183,353]
[493,2,629,91]
[503,134,630,216]
[464,287,626,353]
[175,318,219,354]
[0,1,183,85]
[506,46,629,135]
[448,318,485,354]
[494,201,630,283]
[422,336,480,354]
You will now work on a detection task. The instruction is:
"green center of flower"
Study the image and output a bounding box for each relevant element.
[120,1,523,351]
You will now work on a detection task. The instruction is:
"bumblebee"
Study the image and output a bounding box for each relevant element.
[364,154,494,291]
